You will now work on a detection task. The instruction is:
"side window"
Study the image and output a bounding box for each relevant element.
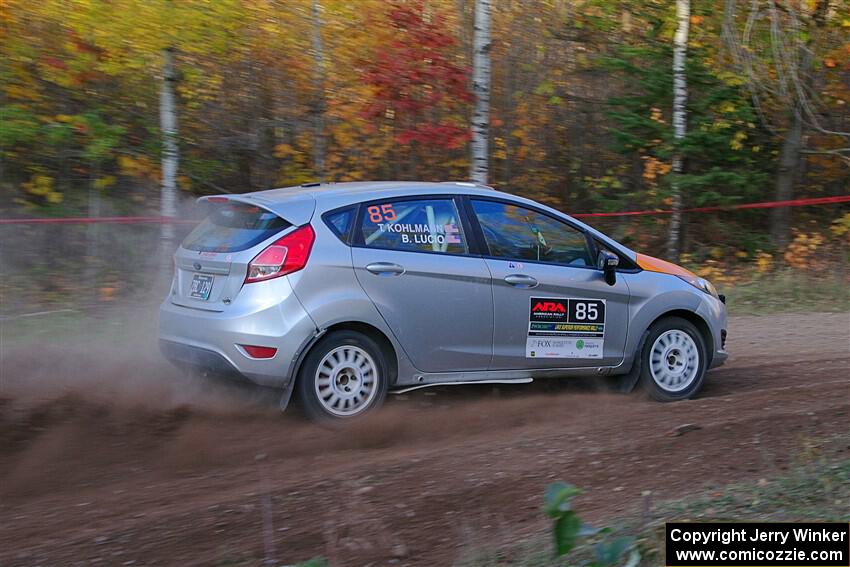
[360,198,468,255]
[471,200,593,267]
[324,208,354,242]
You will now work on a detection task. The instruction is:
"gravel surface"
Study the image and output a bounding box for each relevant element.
[1,311,848,565]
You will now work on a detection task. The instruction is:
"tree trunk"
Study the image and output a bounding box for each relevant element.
[469,0,492,185]
[770,106,803,250]
[768,6,820,251]
[311,0,326,182]
[667,0,690,262]
[160,47,179,245]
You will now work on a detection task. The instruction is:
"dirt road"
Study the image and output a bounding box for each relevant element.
[1,311,848,566]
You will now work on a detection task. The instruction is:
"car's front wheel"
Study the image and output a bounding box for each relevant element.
[639,316,707,401]
[297,330,388,422]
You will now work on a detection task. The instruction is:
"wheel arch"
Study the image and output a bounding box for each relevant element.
[292,321,399,387]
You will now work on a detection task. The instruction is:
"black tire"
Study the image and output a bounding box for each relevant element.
[638,316,707,402]
[297,330,388,423]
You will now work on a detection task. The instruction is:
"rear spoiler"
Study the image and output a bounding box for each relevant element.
[197,193,316,226]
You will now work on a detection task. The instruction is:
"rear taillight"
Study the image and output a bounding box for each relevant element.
[245,225,315,283]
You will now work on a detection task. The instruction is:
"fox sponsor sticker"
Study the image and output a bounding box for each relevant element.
[526,337,603,359]
[526,297,606,358]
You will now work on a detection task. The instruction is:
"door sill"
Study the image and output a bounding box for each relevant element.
[390,378,533,394]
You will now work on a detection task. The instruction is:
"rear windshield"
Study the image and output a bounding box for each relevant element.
[182,202,290,253]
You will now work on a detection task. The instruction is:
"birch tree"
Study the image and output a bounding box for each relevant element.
[470,0,492,185]
[160,46,179,244]
[311,0,327,181]
[667,0,690,261]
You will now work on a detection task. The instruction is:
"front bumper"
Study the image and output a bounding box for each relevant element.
[697,294,728,369]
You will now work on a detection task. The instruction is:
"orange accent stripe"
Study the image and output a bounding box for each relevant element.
[635,253,696,278]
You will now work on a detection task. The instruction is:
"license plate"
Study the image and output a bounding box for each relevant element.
[189,274,214,300]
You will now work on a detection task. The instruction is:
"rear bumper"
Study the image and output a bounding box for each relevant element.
[158,276,318,388]
[160,339,250,382]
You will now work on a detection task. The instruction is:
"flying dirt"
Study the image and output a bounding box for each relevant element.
[0,310,848,565]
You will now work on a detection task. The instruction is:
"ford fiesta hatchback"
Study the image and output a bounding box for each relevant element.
[159,181,727,421]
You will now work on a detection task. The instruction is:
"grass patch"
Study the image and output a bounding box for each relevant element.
[718,269,849,315]
[461,452,850,566]
[635,456,850,566]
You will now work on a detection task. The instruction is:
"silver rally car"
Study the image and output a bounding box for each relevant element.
[159,181,728,421]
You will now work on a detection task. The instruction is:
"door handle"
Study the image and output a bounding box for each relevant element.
[365,262,405,276]
[504,274,538,288]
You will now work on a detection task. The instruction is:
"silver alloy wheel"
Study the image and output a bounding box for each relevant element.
[649,329,700,392]
[314,345,379,417]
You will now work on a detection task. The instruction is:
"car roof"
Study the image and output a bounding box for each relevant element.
[245,181,497,203]
[208,180,637,260]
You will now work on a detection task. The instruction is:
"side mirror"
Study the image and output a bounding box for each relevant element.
[597,250,619,286]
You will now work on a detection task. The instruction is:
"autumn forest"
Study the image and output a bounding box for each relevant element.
[1,0,849,272]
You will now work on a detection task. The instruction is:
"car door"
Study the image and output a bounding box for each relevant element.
[351,195,493,372]
[468,198,630,370]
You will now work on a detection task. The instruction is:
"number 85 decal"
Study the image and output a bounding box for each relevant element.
[574,303,597,320]
[570,300,605,323]
[367,204,396,223]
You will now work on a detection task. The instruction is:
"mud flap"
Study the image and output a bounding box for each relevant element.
[608,330,649,393]
[279,377,297,412]
[279,329,327,413]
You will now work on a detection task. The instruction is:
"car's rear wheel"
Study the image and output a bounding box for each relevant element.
[297,330,388,422]
[639,316,707,401]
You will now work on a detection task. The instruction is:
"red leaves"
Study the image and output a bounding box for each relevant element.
[397,124,470,149]
[43,56,67,70]
[361,0,471,150]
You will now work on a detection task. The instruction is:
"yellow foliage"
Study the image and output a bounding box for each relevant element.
[783,231,825,269]
[712,119,731,130]
[22,173,63,204]
[650,107,665,123]
[273,143,298,158]
[93,175,116,189]
[694,261,728,284]
[730,130,747,150]
[755,251,773,274]
[641,156,671,185]
[118,155,155,179]
[830,213,850,241]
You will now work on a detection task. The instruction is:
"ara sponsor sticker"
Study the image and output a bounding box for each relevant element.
[526,297,606,358]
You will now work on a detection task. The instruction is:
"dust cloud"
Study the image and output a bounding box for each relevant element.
[0,206,626,505]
